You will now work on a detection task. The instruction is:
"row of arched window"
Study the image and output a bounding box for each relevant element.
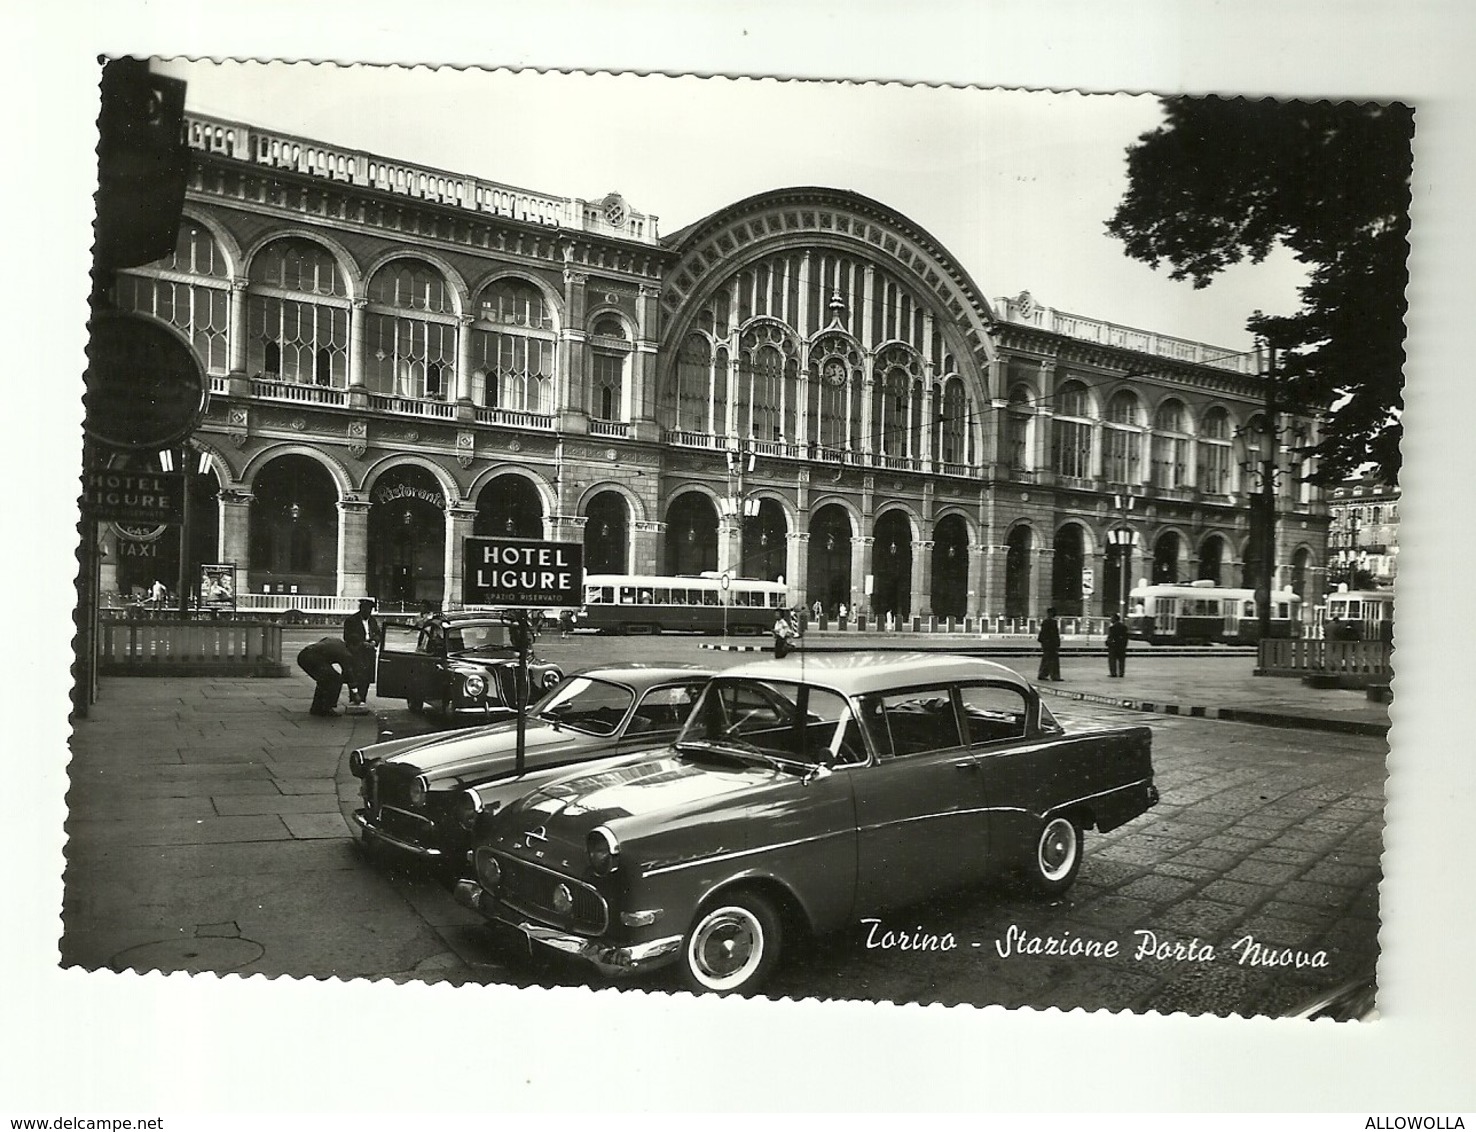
[114,222,633,422]
[1006,380,1308,498]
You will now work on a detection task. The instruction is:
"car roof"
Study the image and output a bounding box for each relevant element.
[565,663,715,689]
[719,652,1033,697]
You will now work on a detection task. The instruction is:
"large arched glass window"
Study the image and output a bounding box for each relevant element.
[671,333,711,433]
[808,338,860,457]
[115,220,233,376]
[1198,406,1234,494]
[245,237,350,386]
[1051,380,1093,479]
[1152,399,1191,489]
[365,259,458,399]
[589,315,630,422]
[936,377,968,466]
[470,277,556,413]
[872,346,922,465]
[1103,390,1142,484]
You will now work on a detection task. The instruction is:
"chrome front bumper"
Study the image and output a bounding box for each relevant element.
[452,880,682,977]
[352,810,445,859]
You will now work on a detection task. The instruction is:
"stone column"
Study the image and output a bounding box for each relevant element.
[213,488,252,582]
[969,544,993,622]
[229,277,250,377]
[443,504,478,607]
[632,519,664,576]
[1033,543,1056,618]
[561,269,589,416]
[921,371,936,470]
[336,497,371,598]
[911,539,934,620]
[787,531,809,607]
[717,516,742,579]
[456,314,476,417]
[852,535,874,620]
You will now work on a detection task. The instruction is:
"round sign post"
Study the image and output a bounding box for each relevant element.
[720,570,731,637]
[84,313,208,452]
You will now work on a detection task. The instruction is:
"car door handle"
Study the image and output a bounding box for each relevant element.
[952,759,980,772]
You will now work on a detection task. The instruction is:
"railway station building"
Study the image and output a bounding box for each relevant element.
[94,111,1331,622]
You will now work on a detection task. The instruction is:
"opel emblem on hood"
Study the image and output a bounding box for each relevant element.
[525,825,548,844]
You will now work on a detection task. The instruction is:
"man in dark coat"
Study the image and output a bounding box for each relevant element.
[296,637,362,717]
[1037,607,1062,681]
[342,597,383,706]
[1106,612,1130,678]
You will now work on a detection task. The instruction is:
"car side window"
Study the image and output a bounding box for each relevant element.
[863,687,964,758]
[629,682,704,733]
[957,683,1029,746]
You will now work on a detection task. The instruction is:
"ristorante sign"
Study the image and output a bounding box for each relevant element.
[82,469,185,525]
[463,538,582,608]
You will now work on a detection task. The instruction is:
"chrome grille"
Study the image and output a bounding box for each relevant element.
[484,851,607,935]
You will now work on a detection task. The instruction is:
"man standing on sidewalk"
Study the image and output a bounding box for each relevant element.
[343,597,383,708]
[296,636,361,717]
[1106,613,1129,678]
[1037,607,1062,681]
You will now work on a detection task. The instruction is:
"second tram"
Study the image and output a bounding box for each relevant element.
[580,573,790,635]
[1318,588,1394,642]
[1127,581,1303,644]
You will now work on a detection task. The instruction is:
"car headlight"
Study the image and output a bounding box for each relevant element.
[408,774,430,807]
[455,788,484,832]
[349,749,367,777]
[541,668,563,689]
[588,826,620,875]
[475,849,502,891]
[462,672,488,699]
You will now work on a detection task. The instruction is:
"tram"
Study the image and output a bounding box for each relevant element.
[1318,588,1394,642]
[1126,581,1303,645]
[580,573,790,635]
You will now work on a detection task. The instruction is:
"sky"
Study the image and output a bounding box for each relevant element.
[153,59,1308,356]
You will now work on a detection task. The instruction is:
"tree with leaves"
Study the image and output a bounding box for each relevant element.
[1106,97,1414,485]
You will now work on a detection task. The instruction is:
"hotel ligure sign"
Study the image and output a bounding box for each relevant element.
[463,538,582,608]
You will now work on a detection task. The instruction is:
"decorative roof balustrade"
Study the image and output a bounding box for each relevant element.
[992,292,1258,376]
[183,112,660,245]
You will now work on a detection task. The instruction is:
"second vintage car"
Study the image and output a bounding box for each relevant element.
[374,610,564,720]
[454,652,1159,995]
[351,663,714,863]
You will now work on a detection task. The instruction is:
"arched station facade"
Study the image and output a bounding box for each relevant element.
[96,112,1329,617]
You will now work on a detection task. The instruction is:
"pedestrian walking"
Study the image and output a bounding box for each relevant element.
[773,608,797,659]
[1037,607,1062,681]
[838,601,849,626]
[1106,612,1129,678]
[296,636,362,717]
[342,597,383,707]
[811,600,823,625]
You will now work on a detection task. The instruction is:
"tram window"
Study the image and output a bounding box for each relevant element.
[584,586,604,604]
[638,589,654,604]
[670,588,688,605]
[654,588,670,604]
[618,586,636,605]
[1345,601,1362,618]
[703,591,718,606]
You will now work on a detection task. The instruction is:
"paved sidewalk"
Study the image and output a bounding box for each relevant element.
[62,670,487,982]
[704,634,1392,737]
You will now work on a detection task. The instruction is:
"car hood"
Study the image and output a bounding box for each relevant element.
[491,749,774,851]
[374,720,615,787]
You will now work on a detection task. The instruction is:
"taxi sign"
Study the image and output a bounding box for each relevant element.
[463,538,583,608]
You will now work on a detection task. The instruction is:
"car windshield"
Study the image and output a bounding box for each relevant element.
[676,679,865,768]
[532,676,635,736]
[447,623,511,653]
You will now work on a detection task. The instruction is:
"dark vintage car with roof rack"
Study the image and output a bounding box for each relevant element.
[453,652,1159,994]
[351,663,714,864]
